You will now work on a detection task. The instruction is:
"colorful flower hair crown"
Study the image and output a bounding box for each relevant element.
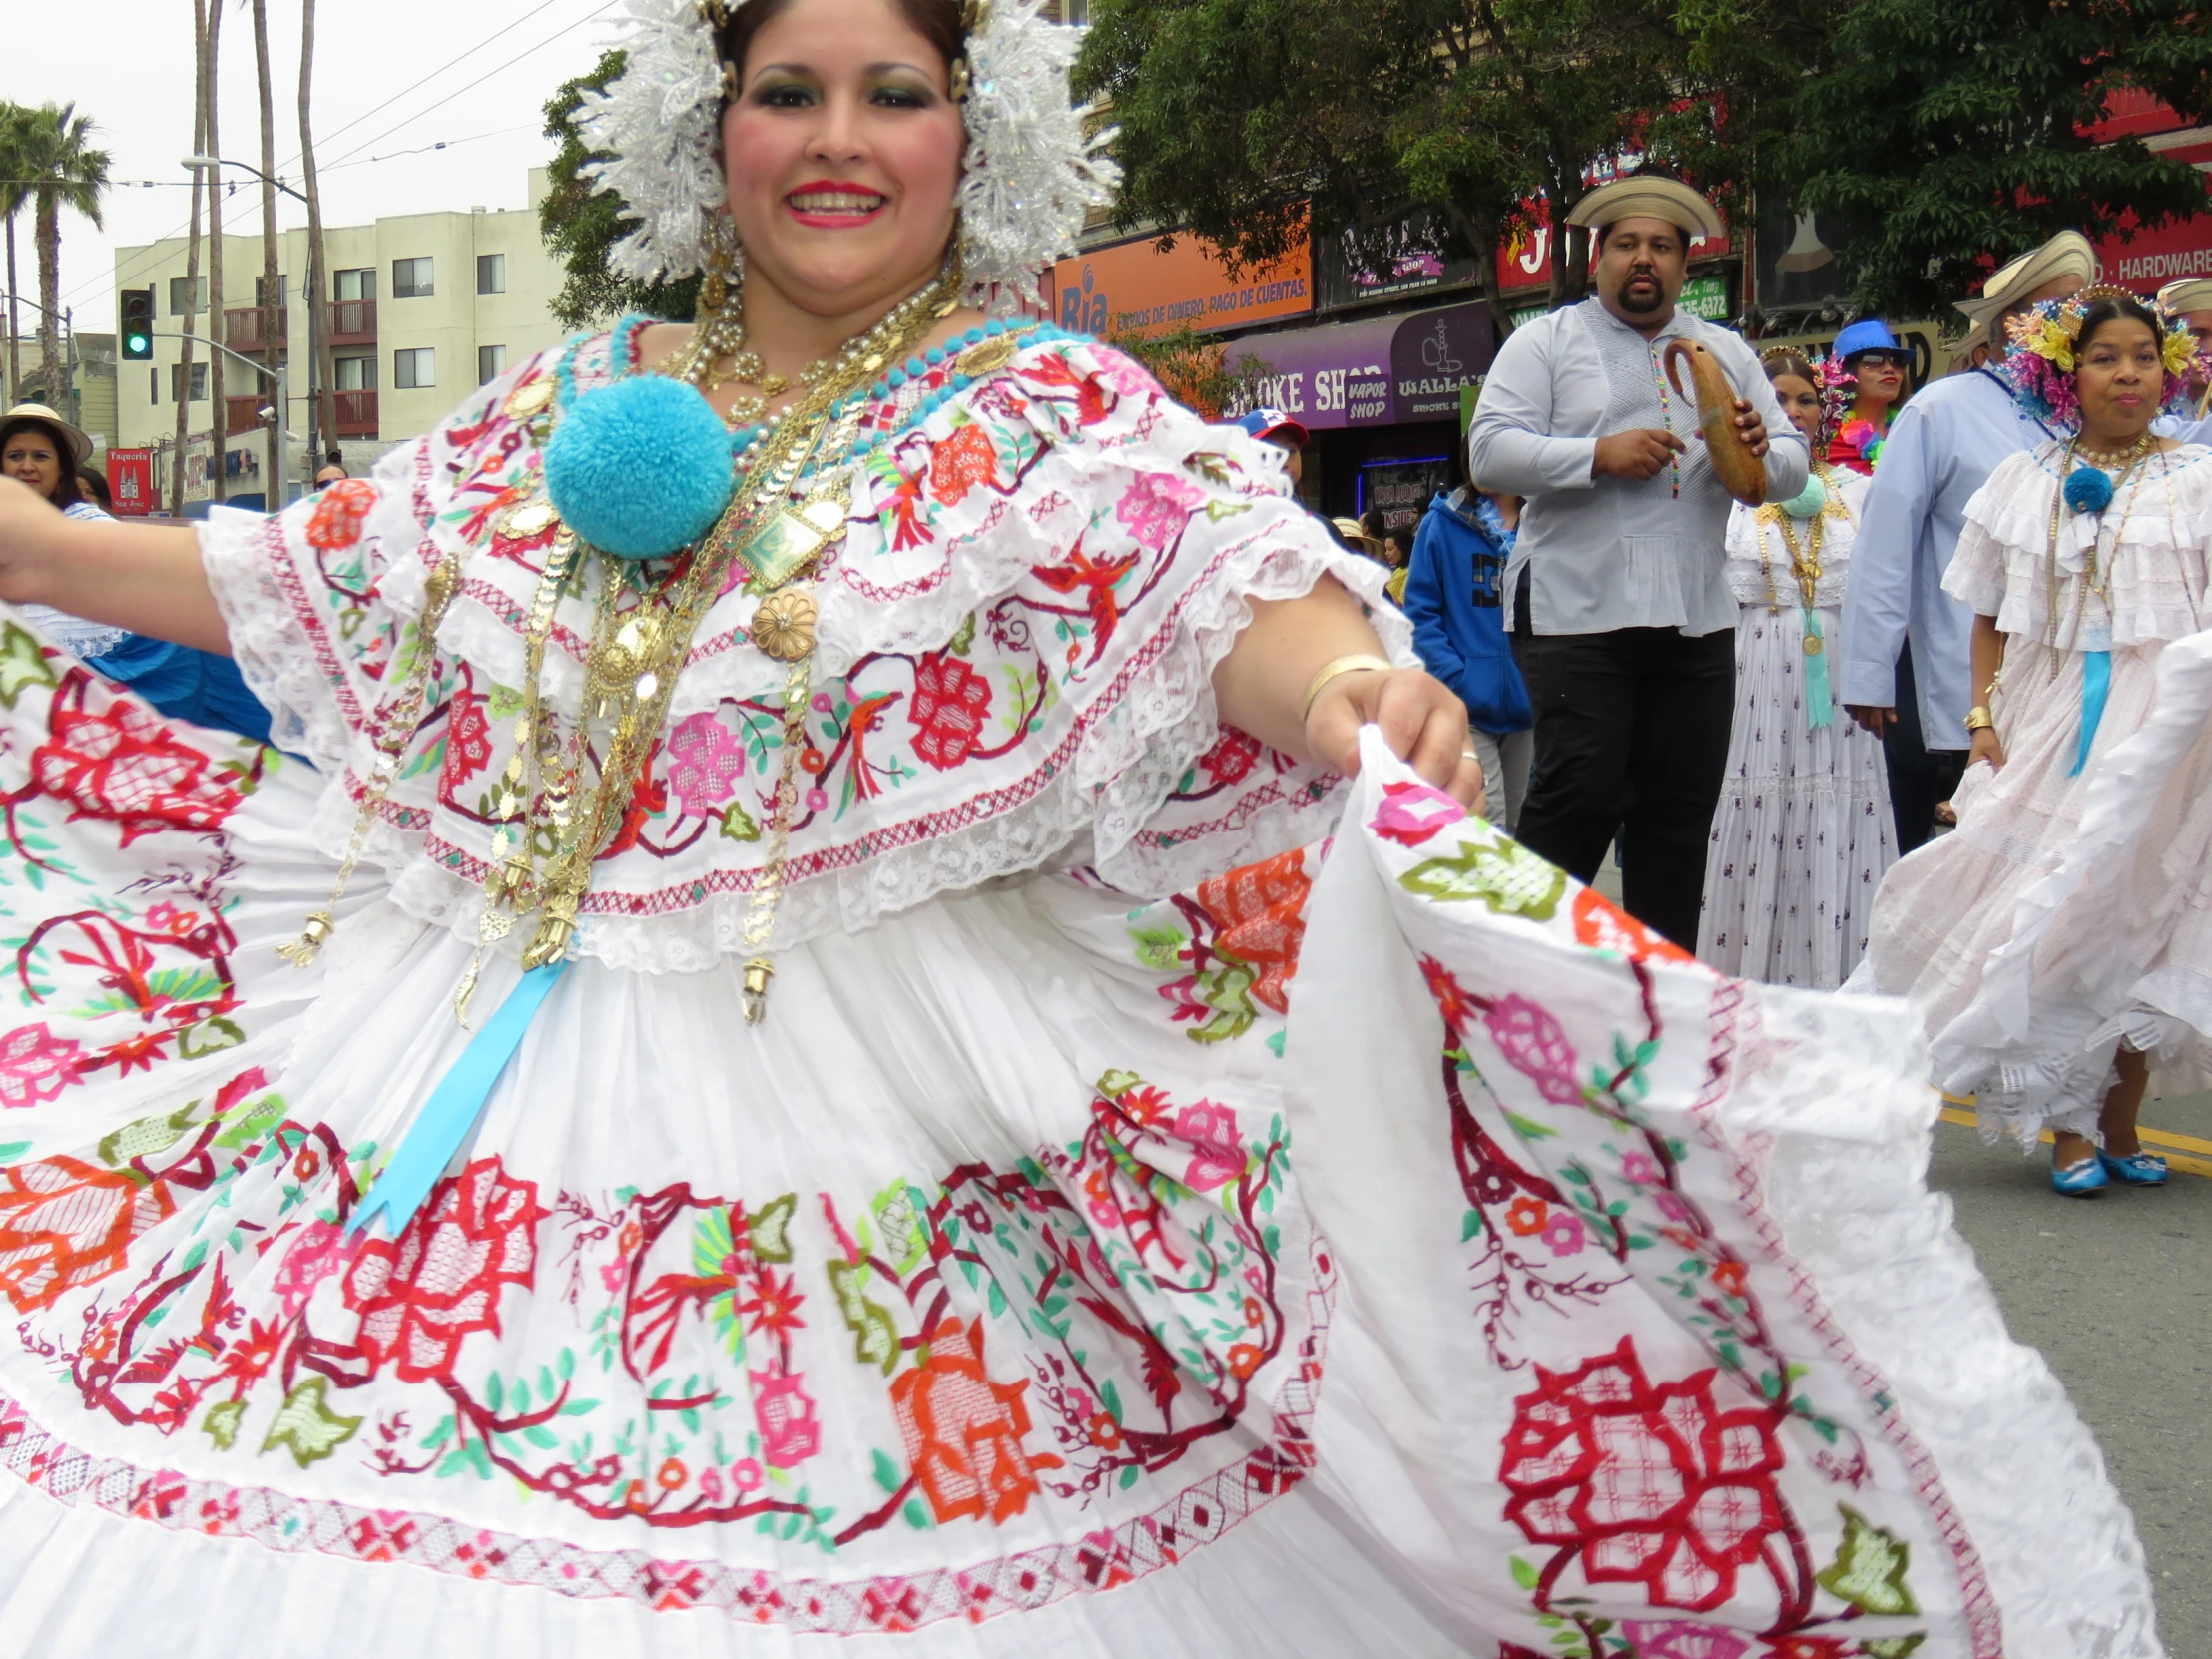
[573,0,1120,311]
[1998,283,2202,430]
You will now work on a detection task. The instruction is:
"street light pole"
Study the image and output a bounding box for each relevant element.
[0,290,79,424]
[182,155,320,500]
[147,328,295,508]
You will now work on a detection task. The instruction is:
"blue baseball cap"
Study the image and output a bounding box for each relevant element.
[1831,319,1903,361]
[1238,407,1310,447]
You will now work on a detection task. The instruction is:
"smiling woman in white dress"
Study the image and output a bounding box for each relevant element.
[1699,351,1897,987]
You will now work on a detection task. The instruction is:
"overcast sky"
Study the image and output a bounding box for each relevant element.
[5,0,626,333]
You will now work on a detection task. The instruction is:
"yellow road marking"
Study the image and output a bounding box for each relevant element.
[1937,1100,2212,1178]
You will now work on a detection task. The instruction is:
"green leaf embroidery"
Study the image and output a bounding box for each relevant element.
[202,1398,247,1450]
[750,1193,797,1264]
[1862,1638,1928,1658]
[1128,923,1187,972]
[870,1447,903,1492]
[719,800,762,842]
[902,1497,932,1529]
[1508,1553,1540,1591]
[1399,834,1567,919]
[0,624,60,708]
[212,1092,287,1150]
[948,611,977,655]
[98,1105,200,1169]
[1817,1503,1921,1616]
[830,1259,900,1375]
[260,1377,363,1468]
[179,1016,247,1061]
[0,1141,29,1161]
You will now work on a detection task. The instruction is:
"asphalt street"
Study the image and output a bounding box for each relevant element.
[1932,1092,2212,1656]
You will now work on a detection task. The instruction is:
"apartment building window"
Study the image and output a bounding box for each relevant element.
[391,257,434,298]
[394,347,435,389]
[167,276,208,316]
[335,267,377,301]
[476,253,506,295]
[477,344,508,385]
[335,355,377,390]
[169,362,209,402]
[254,274,286,306]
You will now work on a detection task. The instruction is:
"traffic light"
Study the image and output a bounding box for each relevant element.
[120,289,154,360]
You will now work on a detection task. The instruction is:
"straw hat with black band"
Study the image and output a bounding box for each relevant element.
[1563,176,1726,247]
[1952,231,2100,356]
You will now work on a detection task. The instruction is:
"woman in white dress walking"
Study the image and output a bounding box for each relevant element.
[1699,350,1898,986]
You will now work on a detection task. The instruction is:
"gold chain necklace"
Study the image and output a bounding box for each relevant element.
[2043,437,2159,662]
[1755,466,1837,655]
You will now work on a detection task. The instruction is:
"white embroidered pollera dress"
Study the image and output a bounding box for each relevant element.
[0,324,2158,1657]
[1862,440,2212,1144]
[1699,470,1898,988]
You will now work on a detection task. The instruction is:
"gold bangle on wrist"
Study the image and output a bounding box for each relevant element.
[1963,705,1995,733]
[1300,653,1397,723]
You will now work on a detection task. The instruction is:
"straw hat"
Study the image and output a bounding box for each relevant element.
[1330,517,1385,557]
[1564,176,1726,243]
[0,401,92,466]
[1953,231,2101,329]
[2158,277,2212,316]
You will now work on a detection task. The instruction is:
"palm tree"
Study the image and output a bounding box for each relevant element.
[0,103,33,405]
[15,102,110,418]
[252,0,283,494]
[299,0,336,458]
[204,2,228,504]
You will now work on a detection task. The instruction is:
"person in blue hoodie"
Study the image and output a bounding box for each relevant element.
[1403,468,1534,829]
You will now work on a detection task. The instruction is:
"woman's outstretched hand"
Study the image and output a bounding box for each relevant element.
[0,475,63,607]
[1305,665,1486,812]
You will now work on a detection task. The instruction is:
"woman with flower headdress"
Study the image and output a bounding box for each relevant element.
[1698,350,1896,987]
[1819,319,1913,476]
[1861,286,2212,1198]
[0,0,2160,1650]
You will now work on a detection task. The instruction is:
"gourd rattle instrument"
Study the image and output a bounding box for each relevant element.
[1662,338,1767,505]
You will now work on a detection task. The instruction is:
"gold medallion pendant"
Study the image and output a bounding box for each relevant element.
[752,588,818,662]
[737,498,849,590]
[498,499,560,539]
[505,379,554,420]
[1803,633,1824,657]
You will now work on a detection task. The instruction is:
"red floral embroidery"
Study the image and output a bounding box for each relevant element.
[908,653,993,770]
[890,1316,1062,1525]
[1194,849,1311,1016]
[443,683,494,787]
[1193,727,1261,787]
[343,1157,548,1383]
[1486,993,1583,1106]
[0,1022,84,1109]
[29,679,245,844]
[1573,886,1696,965]
[305,479,379,550]
[1501,1338,1788,1613]
[0,1153,177,1312]
[928,423,999,506]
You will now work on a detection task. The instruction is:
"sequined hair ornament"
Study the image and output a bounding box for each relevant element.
[1998,284,2202,431]
[573,0,1120,313]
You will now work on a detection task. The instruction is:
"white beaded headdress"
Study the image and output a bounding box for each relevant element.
[575,0,1119,311]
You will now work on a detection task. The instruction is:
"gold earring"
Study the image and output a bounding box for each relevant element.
[949,57,971,101]
[700,215,738,316]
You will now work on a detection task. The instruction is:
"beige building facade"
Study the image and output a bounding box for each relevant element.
[111,169,567,507]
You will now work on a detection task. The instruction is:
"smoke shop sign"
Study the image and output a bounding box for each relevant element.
[1229,301,1497,430]
[1050,229,1312,338]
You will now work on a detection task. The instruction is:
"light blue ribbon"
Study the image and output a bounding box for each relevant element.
[2071,649,2112,777]
[348,961,571,1237]
[1802,608,1834,730]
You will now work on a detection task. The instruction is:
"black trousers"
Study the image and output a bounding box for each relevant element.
[1883,644,1967,855]
[1510,624,1735,950]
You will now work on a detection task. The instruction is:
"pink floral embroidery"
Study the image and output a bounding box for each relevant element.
[1174,1102,1246,1192]
[1371,780,1466,846]
[1486,994,1583,1106]
[667,711,747,817]
[751,1367,823,1468]
[273,1220,347,1319]
[1619,1151,1662,1186]
[1621,1620,1755,1659]
[1501,1338,1788,1613]
[0,1023,84,1109]
[1113,471,1206,550]
[1541,1210,1587,1257]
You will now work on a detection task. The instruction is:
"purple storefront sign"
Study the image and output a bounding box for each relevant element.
[1230,302,1496,430]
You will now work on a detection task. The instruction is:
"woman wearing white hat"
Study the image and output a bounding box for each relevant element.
[2,401,126,659]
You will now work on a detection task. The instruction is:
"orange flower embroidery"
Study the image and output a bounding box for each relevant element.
[928,424,999,506]
[305,478,379,551]
[890,1316,1062,1525]
[0,1153,176,1312]
[1196,849,1313,1016]
[1571,886,1695,965]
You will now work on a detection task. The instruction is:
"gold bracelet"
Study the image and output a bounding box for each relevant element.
[1963,705,1995,733]
[1300,653,1397,724]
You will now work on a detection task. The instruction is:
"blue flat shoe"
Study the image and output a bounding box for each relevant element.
[2051,1156,2109,1197]
[2097,1148,2168,1187]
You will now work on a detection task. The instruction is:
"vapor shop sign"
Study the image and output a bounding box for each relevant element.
[1050,224,1313,338]
[1229,301,1497,430]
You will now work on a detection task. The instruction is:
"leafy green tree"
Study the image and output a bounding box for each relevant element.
[1106,323,1265,418]
[11,102,108,407]
[1782,0,2212,315]
[1075,0,1804,310]
[540,51,701,331]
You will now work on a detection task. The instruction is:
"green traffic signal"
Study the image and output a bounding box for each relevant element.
[120,289,155,361]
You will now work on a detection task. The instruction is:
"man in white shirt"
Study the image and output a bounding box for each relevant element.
[1467,176,1807,948]
[1840,232,2098,852]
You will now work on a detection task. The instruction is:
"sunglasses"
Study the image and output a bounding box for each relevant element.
[1848,350,1911,370]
